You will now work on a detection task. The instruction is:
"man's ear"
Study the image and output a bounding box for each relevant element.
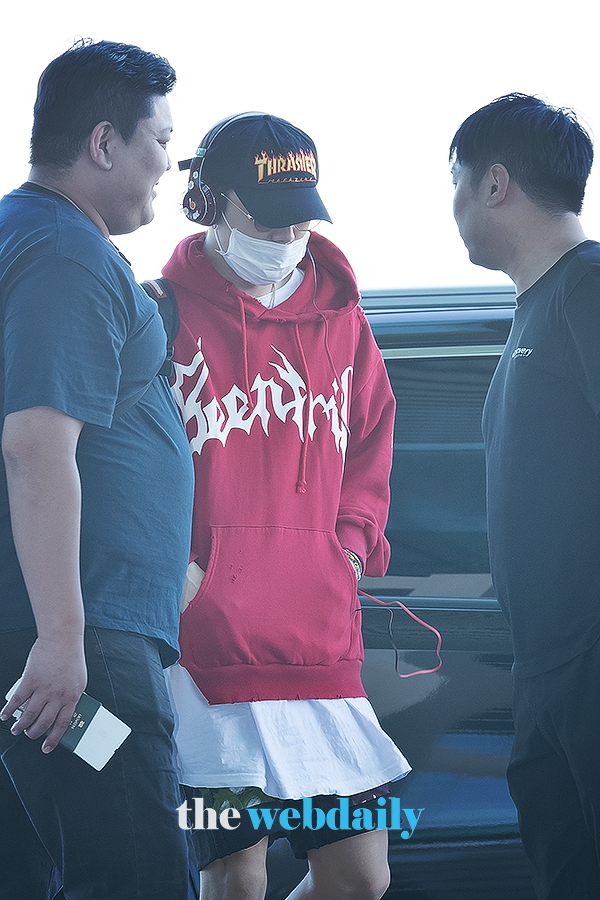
[486,163,510,207]
[88,121,116,171]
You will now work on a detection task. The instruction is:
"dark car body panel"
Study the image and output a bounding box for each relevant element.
[266,286,537,899]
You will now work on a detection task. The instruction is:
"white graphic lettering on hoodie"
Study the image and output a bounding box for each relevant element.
[173,339,352,457]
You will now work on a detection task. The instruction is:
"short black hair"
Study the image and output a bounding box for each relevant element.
[449,93,593,214]
[30,38,176,169]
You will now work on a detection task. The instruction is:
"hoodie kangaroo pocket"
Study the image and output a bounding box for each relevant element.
[179,525,360,670]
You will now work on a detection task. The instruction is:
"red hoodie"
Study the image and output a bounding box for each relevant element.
[162,231,394,704]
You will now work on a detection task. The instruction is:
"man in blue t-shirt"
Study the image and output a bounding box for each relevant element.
[0,41,194,899]
[450,94,600,900]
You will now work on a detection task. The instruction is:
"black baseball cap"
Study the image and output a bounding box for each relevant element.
[179,113,332,228]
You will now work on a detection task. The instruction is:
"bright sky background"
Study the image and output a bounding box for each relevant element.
[3,0,600,290]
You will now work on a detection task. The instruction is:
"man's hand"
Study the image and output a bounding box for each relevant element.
[1,635,87,752]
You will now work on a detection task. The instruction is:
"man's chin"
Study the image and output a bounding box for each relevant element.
[467,248,501,272]
[140,206,155,228]
[112,209,155,236]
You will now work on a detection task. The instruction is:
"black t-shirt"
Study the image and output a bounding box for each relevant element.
[484,240,600,678]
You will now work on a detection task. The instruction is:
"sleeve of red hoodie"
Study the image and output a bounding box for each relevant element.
[335,308,395,577]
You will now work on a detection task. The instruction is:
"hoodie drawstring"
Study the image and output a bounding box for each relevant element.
[236,252,346,495]
[238,296,255,410]
[294,322,311,493]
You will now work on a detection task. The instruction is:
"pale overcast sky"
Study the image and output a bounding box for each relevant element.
[3,0,600,290]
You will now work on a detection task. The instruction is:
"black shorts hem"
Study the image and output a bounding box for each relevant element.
[183,785,390,867]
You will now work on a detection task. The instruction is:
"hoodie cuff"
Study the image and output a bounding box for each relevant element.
[336,521,368,571]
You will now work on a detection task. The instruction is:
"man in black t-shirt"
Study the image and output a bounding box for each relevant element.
[450,94,600,900]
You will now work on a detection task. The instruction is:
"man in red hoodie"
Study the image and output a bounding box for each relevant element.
[161,113,409,900]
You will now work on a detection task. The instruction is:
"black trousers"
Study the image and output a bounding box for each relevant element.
[0,627,194,900]
[508,639,600,900]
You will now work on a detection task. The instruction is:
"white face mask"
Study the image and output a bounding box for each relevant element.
[214,214,310,286]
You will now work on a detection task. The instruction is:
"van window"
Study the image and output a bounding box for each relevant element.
[364,354,499,600]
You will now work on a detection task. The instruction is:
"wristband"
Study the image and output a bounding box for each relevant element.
[344,548,363,580]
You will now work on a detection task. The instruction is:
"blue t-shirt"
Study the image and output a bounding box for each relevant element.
[0,183,193,662]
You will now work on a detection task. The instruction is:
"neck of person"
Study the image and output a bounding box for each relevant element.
[203,225,293,299]
[27,165,110,237]
[507,212,588,296]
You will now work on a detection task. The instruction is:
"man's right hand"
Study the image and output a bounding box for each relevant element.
[1,635,87,752]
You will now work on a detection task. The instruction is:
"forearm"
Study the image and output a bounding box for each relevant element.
[1,407,87,750]
[3,409,85,638]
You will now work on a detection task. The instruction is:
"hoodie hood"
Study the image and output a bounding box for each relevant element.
[162,230,361,324]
